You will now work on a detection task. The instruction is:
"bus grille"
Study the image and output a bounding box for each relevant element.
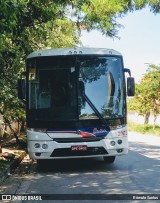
[52,137,104,143]
[50,147,108,157]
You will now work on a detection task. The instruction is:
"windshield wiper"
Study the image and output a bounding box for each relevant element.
[82,93,108,127]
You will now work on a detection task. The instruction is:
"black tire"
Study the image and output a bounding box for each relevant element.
[37,159,47,169]
[103,156,115,164]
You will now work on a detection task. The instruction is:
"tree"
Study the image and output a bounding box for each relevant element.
[128,64,160,125]
[0,0,80,144]
[144,65,160,125]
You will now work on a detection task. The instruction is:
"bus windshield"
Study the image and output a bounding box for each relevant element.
[28,55,125,121]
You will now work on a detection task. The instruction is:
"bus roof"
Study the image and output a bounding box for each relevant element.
[27,47,122,59]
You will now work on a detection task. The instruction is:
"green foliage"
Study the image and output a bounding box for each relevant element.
[128,64,160,125]
[0,0,80,138]
[80,0,126,36]
[128,121,160,136]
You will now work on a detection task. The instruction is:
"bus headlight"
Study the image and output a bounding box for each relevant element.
[42,144,48,149]
[110,141,116,146]
[34,143,40,148]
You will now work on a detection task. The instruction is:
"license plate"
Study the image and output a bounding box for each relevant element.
[71,145,87,151]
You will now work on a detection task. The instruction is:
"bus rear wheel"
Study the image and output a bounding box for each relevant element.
[103,156,115,163]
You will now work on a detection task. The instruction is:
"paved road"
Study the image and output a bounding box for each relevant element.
[0,132,160,202]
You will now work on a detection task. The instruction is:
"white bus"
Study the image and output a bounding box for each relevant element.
[18,47,135,166]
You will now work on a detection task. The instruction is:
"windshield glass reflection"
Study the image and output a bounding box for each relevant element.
[79,56,125,119]
[28,55,125,121]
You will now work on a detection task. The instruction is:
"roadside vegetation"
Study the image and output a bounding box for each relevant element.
[128,64,160,126]
[128,121,160,136]
[127,64,160,137]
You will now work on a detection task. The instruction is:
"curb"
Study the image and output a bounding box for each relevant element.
[0,151,26,184]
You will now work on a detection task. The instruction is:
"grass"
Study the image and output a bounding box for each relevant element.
[128,121,160,136]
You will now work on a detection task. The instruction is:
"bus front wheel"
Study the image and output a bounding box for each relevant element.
[103,156,115,163]
[37,159,47,168]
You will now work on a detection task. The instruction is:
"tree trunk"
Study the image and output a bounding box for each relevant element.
[20,118,26,132]
[153,114,157,128]
[3,117,20,144]
[0,145,2,153]
[144,112,150,124]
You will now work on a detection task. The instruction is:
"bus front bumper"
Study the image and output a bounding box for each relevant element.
[27,137,128,160]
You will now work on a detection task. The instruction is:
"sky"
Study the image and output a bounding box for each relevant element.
[80,7,160,83]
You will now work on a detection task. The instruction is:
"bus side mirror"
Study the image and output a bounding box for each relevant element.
[124,68,131,76]
[17,78,26,101]
[127,77,135,96]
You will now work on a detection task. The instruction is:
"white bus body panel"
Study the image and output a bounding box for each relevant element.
[27,47,122,59]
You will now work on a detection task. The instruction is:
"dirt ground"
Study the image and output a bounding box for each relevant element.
[0,134,27,176]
